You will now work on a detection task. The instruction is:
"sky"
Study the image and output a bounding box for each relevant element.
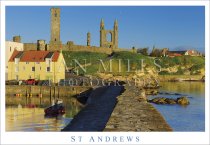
[6,6,205,52]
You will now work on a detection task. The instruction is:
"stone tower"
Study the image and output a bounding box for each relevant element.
[100,19,118,49]
[49,7,62,50]
[37,40,46,51]
[100,19,105,47]
[87,32,91,46]
[113,19,118,48]
[13,36,21,43]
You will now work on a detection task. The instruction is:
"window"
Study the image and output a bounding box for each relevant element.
[106,32,112,42]
[40,67,41,70]
[55,13,57,17]
[32,67,35,72]
[47,67,50,72]
[15,66,19,72]
[36,62,40,64]
[46,59,51,65]
[10,47,12,52]
[15,58,19,64]
[23,66,25,71]
[26,62,29,64]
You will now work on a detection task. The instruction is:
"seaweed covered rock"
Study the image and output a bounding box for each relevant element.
[177,96,190,105]
[148,97,167,104]
[148,96,190,105]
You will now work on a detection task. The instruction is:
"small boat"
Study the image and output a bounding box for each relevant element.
[44,99,65,116]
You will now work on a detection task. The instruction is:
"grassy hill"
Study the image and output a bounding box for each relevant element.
[62,51,205,76]
[63,51,108,66]
[158,56,205,75]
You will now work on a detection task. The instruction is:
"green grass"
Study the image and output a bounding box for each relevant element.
[70,51,156,75]
[158,56,205,67]
[158,56,205,75]
[62,51,205,76]
[62,51,108,67]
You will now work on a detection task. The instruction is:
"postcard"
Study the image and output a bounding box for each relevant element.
[0,0,209,145]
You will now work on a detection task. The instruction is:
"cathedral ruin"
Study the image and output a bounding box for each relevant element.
[21,7,119,54]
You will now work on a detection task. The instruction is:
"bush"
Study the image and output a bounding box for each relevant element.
[159,71,170,75]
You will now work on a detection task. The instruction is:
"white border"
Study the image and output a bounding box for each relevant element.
[1,1,209,145]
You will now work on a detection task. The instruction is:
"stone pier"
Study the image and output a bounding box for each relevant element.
[62,85,123,131]
[104,85,172,131]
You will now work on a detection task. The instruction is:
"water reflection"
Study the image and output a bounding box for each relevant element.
[6,97,83,131]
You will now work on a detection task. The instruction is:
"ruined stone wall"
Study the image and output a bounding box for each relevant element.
[23,42,115,54]
[63,44,113,54]
[24,43,37,51]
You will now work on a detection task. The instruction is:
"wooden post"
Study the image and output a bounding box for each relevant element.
[50,86,52,105]
[29,86,32,104]
[26,88,28,105]
[54,86,56,100]
[40,86,42,105]
[58,86,60,99]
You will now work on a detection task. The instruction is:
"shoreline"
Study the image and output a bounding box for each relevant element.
[158,75,204,82]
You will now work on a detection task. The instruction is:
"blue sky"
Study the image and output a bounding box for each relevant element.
[6,6,205,52]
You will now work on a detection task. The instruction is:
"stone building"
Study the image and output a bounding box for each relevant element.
[87,32,91,46]
[14,7,119,54]
[37,40,47,51]
[13,36,21,43]
[162,49,202,57]
[8,50,66,83]
[6,37,24,80]
[100,19,118,49]
[49,8,62,50]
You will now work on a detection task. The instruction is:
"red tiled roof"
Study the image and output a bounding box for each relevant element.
[167,53,182,57]
[9,49,20,61]
[9,50,60,62]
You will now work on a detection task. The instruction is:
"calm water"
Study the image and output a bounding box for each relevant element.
[148,82,205,131]
[6,98,82,132]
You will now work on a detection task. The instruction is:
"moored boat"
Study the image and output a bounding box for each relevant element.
[44,99,65,116]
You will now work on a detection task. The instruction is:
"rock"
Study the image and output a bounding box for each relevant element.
[148,96,190,106]
[149,97,167,104]
[156,98,167,104]
[146,90,158,95]
[177,97,190,105]
[165,98,176,104]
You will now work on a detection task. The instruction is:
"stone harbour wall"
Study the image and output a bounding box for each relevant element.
[6,85,91,106]
[104,85,172,131]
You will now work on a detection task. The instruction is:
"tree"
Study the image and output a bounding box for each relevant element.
[137,47,149,56]
[150,48,162,57]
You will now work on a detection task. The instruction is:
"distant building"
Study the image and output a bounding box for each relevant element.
[166,51,186,57]
[8,50,66,83]
[184,50,202,56]
[162,49,202,57]
[6,38,24,80]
